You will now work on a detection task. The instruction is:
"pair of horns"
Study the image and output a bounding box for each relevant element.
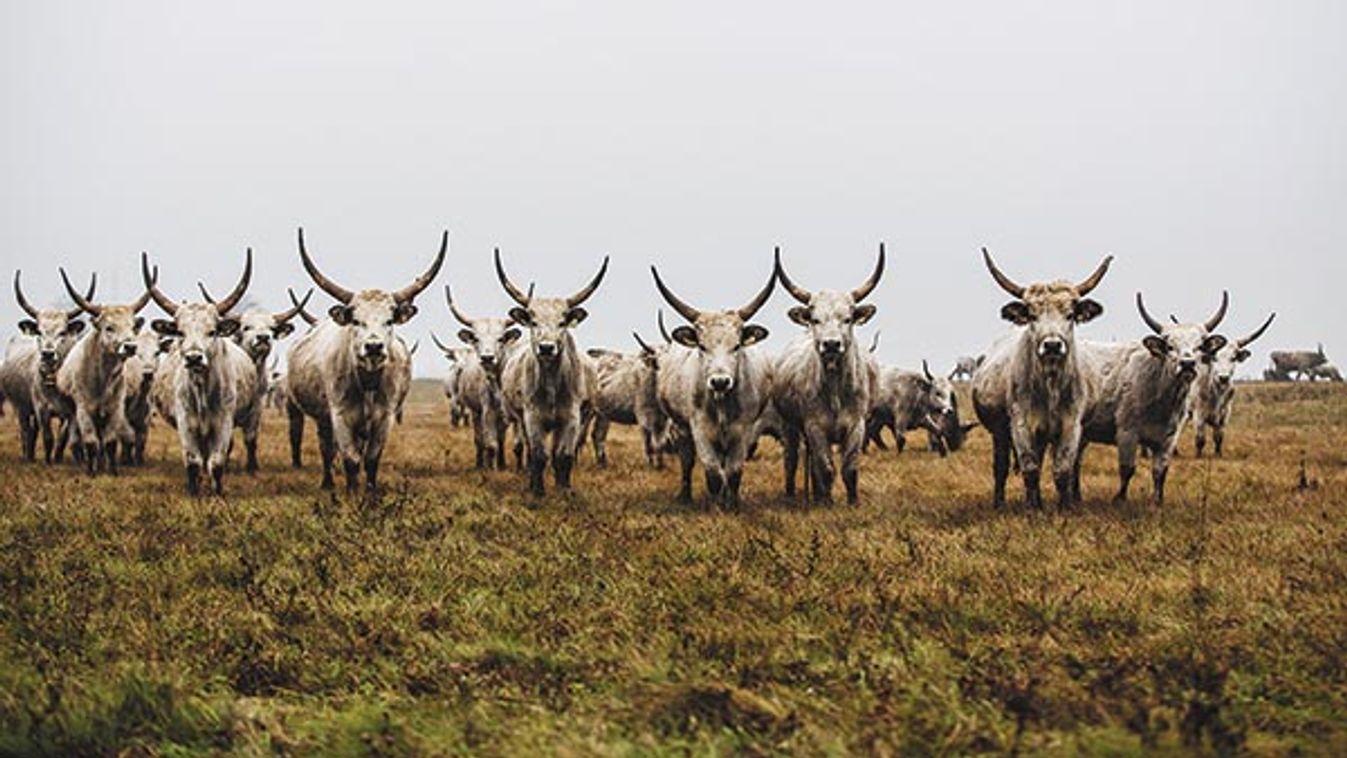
[1167,308,1275,348]
[1138,290,1228,335]
[494,248,608,309]
[61,264,156,317]
[199,282,312,324]
[299,228,446,305]
[15,270,95,320]
[652,264,776,324]
[981,247,1113,299]
[776,243,886,305]
[141,250,252,317]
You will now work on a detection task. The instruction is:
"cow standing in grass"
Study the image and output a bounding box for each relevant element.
[1269,345,1328,381]
[1188,312,1275,457]
[495,249,608,496]
[866,360,976,456]
[971,249,1112,509]
[441,285,521,470]
[3,271,94,463]
[771,245,885,504]
[118,325,165,466]
[286,228,444,493]
[588,334,671,469]
[653,263,776,509]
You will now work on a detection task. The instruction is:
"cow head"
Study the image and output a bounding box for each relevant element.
[776,244,884,371]
[61,265,156,360]
[197,281,312,361]
[298,228,445,372]
[14,270,93,375]
[652,263,776,397]
[142,251,250,376]
[445,284,520,375]
[1171,309,1274,389]
[1136,291,1229,383]
[495,248,608,368]
[982,248,1111,372]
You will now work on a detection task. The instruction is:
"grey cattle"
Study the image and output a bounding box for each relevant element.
[286,228,444,493]
[442,285,522,469]
[950,355,982,382]
[1269,345,1328,381]
[118,325,165,466]
[1078,293,1230,504]
[496,249,608,496]
[587,334,670,469]
[772,245,885,504]
[1188,312,1275,456]
[867,360,976,456]
[3,271,93,463]
[430,335,475,429]
[143,251,258,495]
[56,267,156,474]
[1307,362,1342,382]
[653,263,776,509]
[971,248,1112,509]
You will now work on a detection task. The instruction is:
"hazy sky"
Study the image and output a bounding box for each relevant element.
[3,1,1343,377]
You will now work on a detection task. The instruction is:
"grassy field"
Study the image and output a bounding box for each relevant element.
[0,380,1343,756]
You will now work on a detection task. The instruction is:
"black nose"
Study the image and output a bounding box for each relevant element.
[709,376,731,391]
[537,343,557,357]
[1179,359,1197,373]
[184,353,204,366]
[481,355,496,367]
[821,339,843,354]
[364,342,385,356]
[1042,339,1065,356]
[40,350,57,363]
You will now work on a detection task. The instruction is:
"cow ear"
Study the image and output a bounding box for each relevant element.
[157,337,176,355]
[509,307,533,327]
[741,324,769,346]
[1235,348,1251,362]
[329,305,353,325]
[134,317,145,332]
[215,318,241,338]
[1000,302,1032,325]
[1201,334,1228,355]
[457,329,478,345]
[64,320,86,336]
[787,306,811,327]
[393,303,418,324]
[1142,335,1169,358]
[18,320,39,335]
[501,328,521,345]
[1073,298,1104,323]
[151,319,180,337]
[272,322,295,339]
[671,325,699,348]
[564,307,588,327]
[851,304,877,325]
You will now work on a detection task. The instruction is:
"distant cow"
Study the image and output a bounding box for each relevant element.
[286,228,444,492]
[1307,362,1342,382]
[431,334,475,429]
[442,285,522,469]
[867,360,977,456]
[1269,345,1329,381]
[587,334,671,469]
[1189,312,1275,456]
[1079,292,1230,504]
[971,248,1112,509]
[772,245,885,504]
[496,249,608,496]
[653,263,776,508]
[950,355,982,382]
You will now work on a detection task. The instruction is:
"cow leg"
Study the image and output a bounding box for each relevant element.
[1010,418,1042,509]
[471,408,488,470]
[363,415,393,495]
[54,417,71,463]
[554,418,582,490]
[1194,421,1207,458]
[316,416,336,490]
[1115,432,1139,503]
[244,424,259,475]
[186,461,202,496]
[1212,426,1224,457]
[287,401,305,468]
[894,429,906,454]
[806,425,834,504]
[991,427,1011,509]
[703,466,725,509]
[591,416,609,469]
[841,421,864,505]
[18,408,37,462]
[493,412,508,470]
[37,407,57,464]
[782,426,800,497]
[676,437,695,503]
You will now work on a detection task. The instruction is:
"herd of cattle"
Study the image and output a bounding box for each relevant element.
[0,232,1330,509]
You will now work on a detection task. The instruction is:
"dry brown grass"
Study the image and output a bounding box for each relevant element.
[0,380,1343,756]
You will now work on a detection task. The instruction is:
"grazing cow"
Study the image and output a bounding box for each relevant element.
[143,251,257,494]
[442,285,522,469]
[495,249,608,496]
[950,355,982,382]
[3,271,94,463]
[867,360,977,456]
[56,267,156,474]
[1307,362,1342,382]
[588,335,671,469]
[1263,367,1290,382]
[971,249,1112,509]
[772,245,885,504]
[286,228,444,492]
[1078,293,1230,504]
[1188,312,1275,456]
[197,282,312,472]
[652,263,776,508]
[1269,345,1329,381]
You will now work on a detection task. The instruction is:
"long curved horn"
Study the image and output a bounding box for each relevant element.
[67,273,96,320]
[1135,292,1164,335]
[566,256,609,308]
[430,332,455,357]
[736,265,777,321]
[851,242,886,302]
[632,331,655,354]
[129,262,158,314]
[211,248,253,315]
[408,340,419,356]
[1203,290,1229,333]
[13,271,39,319]
[140,253,177,316]
[773,246,812,304]
[61,268,102,316]
[868,331,881,354]
[494,248,531,306]
[981,247,1025,299]
[272,287,312,324]
[922,359,934,382]
[393,230,448,304]
[650,267,701,323]
[288,287,318,326]
[657,310,672,343]
[1075,255,1114,295]
[444,285,474,328]
[297,228,354,304]
[1237,312,1276,349]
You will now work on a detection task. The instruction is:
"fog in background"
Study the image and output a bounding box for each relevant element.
[3,1,1343,378]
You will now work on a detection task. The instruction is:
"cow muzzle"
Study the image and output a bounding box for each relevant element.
[39,350,58,367]
[183,351,208,372]
[1178,359,1197,377]
[1038,338,1067,360]
[536,342,558,360]
[708,374,734,394]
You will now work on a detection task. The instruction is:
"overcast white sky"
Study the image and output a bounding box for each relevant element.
[2,1,1343,377]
